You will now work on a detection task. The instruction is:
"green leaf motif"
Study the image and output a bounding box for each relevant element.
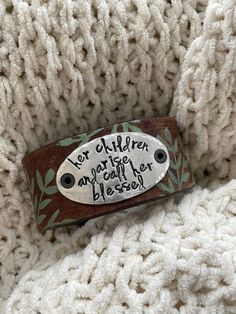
[168,177,175,193]
[177,154,182,169]
[156,135,163,142]
[36,170,44,192]
[38,199,51,210]
[27,167,58,225]
[80,133,88,144]
[30,178,35,194]
[170,160,178,170]
[156,127,193,193]
[177,135,185,152]
[37,214,47,225]
[173,138,178,153]
[156,135,171,150]
[128,124,143,132]
[45,169,55,186]
[57,138,75,146]
[183,157,189,168]
[88,128,103,138]
[57,218,77,225]
[112,122,143,133]
[122,122,129,132]
[47,209,60,228]
[111,124,118,133]
[168,170,179,185]
[164,127,172,143]
[45,185,58,195]
[157,182,172,193]
[182,172,190,182]
[24,170,30,185]
[57,128,104,147]
[33,194,38,212]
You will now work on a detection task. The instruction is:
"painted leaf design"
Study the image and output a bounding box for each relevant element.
[177,154,182,169]
[45,169,55,186]
[33,194,38,212]
[36,170,44,192]
[24,170,30,184]
[164,127,172,143]
[57,128,104,146]
[37,214,47,225]
[58,138,75,146]
[57,218,77,225]
[45,185,58,195]
[30,178,35,194]
[38,199,51,210]
[88,128,103,139]
[111,124,118,133]
[156,127,193,193]
[156,135,170,150]
[128,124,143,132]
[122,122,129,132]
[178,135,185,152]
[170,160,177,170]
[80,133,89,144]
[182,172,190,182]
[183,157,189,168]
[47,209,60,228]
[173,138,178,153]
[157,182,171,193]
[168,170,179,185]
[168,178,175,193]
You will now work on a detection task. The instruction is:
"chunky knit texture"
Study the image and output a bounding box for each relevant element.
[1,0,236,313]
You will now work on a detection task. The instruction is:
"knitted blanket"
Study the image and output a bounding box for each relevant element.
[1,0,236,313]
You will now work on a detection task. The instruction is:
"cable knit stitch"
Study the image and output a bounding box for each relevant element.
[1,0,236,313]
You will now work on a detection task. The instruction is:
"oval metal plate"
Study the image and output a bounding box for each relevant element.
[56,132,170,204]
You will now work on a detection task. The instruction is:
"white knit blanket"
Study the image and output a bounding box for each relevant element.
[1,0,236,313]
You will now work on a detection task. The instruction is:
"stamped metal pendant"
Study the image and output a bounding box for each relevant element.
[56,132,170,205]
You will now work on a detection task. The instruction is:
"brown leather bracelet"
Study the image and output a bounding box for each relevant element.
[22,117,195,232]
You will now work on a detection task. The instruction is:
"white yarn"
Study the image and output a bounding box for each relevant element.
[172,0,236,180]
[1,0,236,313]
[4,181,236,313]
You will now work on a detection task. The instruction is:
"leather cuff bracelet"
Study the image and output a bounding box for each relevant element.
[22,117,195,232]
